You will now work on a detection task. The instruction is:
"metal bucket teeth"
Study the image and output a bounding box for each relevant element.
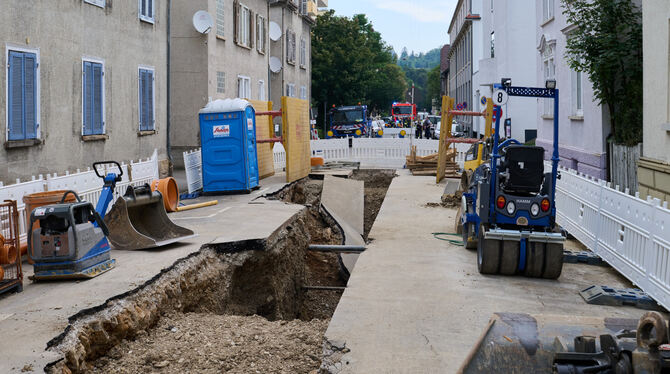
[104,187,196,250]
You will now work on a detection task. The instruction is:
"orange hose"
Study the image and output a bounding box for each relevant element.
[150,177,180,212]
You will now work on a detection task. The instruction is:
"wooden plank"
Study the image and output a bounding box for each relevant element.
[248,100,275,179]
[437,96,455,183]
[282,97,311,183]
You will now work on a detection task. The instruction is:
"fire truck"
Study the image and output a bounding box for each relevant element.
[391,102,417,126]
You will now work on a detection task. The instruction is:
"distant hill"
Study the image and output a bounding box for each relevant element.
[396,46,442,111]
[398,47,442,69]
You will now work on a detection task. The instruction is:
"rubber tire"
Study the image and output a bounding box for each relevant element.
[542,243,564,279]
[499,240,520,275]
[455,205,463,234]
[524,241,545,278]
[477,225,500,274]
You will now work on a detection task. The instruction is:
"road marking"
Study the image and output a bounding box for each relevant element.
[172,206,231,220]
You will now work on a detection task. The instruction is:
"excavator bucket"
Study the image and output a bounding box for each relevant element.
[104,185,197,250]
[458,313,639,374]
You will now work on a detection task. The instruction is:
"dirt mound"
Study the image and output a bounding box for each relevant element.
[90,313,328,374]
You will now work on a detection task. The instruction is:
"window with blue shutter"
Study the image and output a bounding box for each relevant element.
[7,51,38,141]
[83,61,104,135]
[139,69,155,131]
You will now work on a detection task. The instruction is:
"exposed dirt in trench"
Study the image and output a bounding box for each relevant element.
[90,313,328,374]
[59,171,393,374]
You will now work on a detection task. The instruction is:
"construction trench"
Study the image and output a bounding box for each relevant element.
[43,170,395,374]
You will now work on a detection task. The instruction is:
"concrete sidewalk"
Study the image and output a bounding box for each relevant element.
[323,170,646,373]
[0,174,295,373]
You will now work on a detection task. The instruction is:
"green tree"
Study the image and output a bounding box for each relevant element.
[311,11,407,123]
[563,0,642,145]
[426,65,441,109]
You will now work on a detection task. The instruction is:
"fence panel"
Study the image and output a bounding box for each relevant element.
[183,149,203,193]
[554,163,670,310]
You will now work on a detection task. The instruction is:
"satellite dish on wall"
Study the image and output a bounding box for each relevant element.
[193,11,213,34]
[269,56,282,73]
[269,21,282,41]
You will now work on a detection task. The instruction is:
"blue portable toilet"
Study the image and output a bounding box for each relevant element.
[199,99,259,193]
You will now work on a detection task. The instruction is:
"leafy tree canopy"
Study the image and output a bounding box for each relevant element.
[311,11,407,119]
[563,0,642,145]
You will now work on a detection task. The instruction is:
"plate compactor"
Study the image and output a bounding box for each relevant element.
[29,161,196,280]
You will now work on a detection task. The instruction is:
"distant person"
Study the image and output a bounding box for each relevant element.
[423,118,432,139]
[416,121,423,139]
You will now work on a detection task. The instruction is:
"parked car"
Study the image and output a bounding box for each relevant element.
[433,120,464,139]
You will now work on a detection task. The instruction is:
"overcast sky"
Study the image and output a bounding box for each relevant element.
[329,0,458,55]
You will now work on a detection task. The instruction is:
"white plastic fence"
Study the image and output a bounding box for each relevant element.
[303,138,470,168]
[0,149,159,244]
[183,149,203,194]
[554,164,670,310]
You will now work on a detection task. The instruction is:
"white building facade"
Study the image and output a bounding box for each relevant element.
[476,0,538,143]
[535,0,610,179]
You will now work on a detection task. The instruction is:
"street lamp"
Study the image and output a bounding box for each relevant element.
[545,79,556,89]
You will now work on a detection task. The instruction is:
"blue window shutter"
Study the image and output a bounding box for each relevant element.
[83,61,93,135]
[148,0,153,19]
[92,63,103,134]
[24,53,37,139]
[147,70,154,130]
[8,52,25,140]
[139,69,147,130]
[141,0,146,17]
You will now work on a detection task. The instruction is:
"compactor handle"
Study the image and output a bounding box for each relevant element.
[91,210,110,237]
[93,161,123,181]
[60,190,82,203]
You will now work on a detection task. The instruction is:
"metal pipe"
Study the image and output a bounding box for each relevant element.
[302,286,346,291]
[166,0,172,163]
[449,110,485,117]
[256,110,283,118]
[308,244,366,253]
[256,137,283,144]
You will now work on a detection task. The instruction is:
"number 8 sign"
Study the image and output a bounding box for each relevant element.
[492,89,509,105]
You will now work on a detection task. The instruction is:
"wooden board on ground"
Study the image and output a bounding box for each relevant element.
[248,100,275,179]
[437,96,455,183]
[406,145,459,177]
[281,97,311,183]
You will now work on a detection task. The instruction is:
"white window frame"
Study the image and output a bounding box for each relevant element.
[138,66,156,131]
[139,0,155,23]
[258,80,265,101]
[238,4,251,48]
[5,45,41,141]
[571,68,584,117]
[81,56,106,135]
[217,71,226,94]
[286,83,296,97]
[287,30,296,65]
[300,37,307,68]
[541,42,556,117]
[257,15,266,54]
[300,86,307,100]
[237,75,251,99]
[543,0,554,22]
[216,0,225,38]
[84,0,105,8]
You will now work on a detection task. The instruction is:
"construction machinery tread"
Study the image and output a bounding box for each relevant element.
[477,225,500,274]
[499,240,519,275]
[524,241,545,278]
[542,243,564,279]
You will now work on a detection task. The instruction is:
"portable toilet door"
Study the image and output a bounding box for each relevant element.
[244,104,259,188]
[199,99,260,193]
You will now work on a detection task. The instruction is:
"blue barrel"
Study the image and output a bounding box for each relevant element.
[199,99,259,193]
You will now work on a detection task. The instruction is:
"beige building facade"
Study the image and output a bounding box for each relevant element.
[170,0,272,165]
[640,0,670,201]
[0,0,168,183]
